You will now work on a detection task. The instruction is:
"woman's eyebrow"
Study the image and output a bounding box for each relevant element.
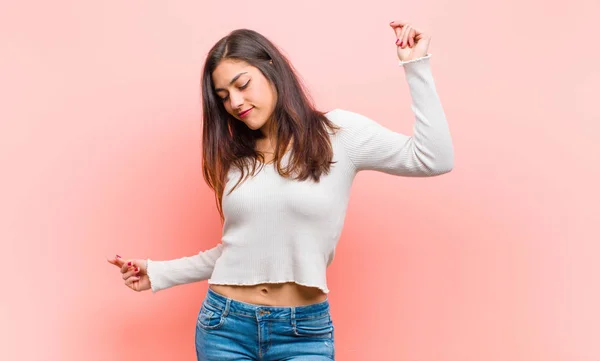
[214,72,248,92]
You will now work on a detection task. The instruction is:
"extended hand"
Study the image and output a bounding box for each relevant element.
[389,21,431,62]
[107,255,151,292]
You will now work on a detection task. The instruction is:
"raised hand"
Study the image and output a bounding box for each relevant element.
[389,21,431,62]
[107,255,151,292]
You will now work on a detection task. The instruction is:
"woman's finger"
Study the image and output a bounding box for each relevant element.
[408,28,416,47]
[120,260,135,274]
[394,27,403,44]
[107,255,123,267]
[399,25,410,47]
[402,25,412,48]
[122,266,139,280]
[398,25,410,47]
[125,276,141,291]
[390,21,405,41]
[390,20,408,28]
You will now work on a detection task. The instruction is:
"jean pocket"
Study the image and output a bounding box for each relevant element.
[197,302,226,330]
[293,315,334,339]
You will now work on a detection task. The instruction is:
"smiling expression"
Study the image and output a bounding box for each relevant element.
[212,59,278,135]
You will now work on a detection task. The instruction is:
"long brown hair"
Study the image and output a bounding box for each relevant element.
[201,29,339,221]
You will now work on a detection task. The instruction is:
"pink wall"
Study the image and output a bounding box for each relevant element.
[2,1,599,360]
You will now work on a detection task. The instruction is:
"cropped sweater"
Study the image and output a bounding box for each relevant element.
[146,55,454,293]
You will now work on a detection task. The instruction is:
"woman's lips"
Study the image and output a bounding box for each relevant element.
[239,107,253,118]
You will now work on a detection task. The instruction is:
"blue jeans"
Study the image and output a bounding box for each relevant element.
[195,288,335,360]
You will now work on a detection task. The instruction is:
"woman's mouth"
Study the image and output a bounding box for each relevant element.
[239,107,253,118]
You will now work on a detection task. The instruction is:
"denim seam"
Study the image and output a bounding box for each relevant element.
[197,307,226,330]
[265,320,272,355]
[257,317,263,360]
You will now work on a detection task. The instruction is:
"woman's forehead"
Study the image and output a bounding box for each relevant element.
[213,60,254,88]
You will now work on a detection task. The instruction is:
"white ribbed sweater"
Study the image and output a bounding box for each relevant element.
[146,55,454,293]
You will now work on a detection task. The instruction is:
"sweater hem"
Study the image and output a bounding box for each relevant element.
[398,53,432,66]
[146,258,160,293]
[208,279,330,294]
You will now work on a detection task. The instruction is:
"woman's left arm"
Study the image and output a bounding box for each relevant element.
[335,22,454,177]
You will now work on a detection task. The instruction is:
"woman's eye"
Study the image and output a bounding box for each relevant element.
[217,80,249,102]
[239,80,250,89]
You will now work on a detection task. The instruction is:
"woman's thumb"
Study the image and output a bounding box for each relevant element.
[106,254,124,267]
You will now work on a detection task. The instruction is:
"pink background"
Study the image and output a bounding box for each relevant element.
[1,0,599,360]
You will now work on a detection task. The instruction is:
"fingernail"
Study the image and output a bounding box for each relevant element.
[390,21,394,25]
[116,255,121,258]
[396,39,400,45]
[127,261,132,266]
[135,267,139,272]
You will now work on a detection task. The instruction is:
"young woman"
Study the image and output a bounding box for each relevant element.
[108,21,454,360]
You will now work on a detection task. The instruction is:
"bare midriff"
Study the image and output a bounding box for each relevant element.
[209,282,327,307]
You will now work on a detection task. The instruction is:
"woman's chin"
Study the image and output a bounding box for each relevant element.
[244,120,266,131]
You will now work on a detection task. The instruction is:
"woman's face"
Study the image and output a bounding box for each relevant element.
[212,59,277,134]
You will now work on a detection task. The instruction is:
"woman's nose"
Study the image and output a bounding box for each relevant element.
[229,91,244,109]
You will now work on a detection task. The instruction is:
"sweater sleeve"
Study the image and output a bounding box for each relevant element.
[334,55,454,176]
[146,243,224,293]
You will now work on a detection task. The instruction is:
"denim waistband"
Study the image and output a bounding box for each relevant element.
[204,287,330,320]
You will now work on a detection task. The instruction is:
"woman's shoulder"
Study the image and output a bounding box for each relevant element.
[324,108,378,131]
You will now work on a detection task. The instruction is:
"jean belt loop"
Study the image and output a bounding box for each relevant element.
[223,298,231,317]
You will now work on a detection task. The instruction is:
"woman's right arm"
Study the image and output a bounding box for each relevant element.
[146,243,224,293]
